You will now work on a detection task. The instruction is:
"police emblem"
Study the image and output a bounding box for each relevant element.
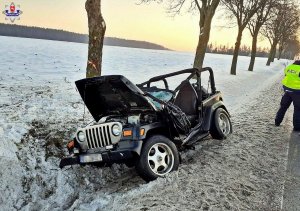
[2,2,23,23]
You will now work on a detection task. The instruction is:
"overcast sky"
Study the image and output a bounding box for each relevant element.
[1,0,273,52]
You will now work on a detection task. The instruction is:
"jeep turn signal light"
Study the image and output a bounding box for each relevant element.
[67,140,75,149]
[123,130,132,137]
[122,129,145,137]
[140,128,145,136]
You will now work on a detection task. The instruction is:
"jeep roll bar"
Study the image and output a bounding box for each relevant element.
[137,67,216,94]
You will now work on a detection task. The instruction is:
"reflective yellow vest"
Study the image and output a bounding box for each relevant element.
[282,64,300,90]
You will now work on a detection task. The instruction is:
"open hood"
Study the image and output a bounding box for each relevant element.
[75,75,155,122]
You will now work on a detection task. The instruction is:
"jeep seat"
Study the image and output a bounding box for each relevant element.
[174,80,198,124]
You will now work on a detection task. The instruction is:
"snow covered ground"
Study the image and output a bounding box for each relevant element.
[0,35,293,210]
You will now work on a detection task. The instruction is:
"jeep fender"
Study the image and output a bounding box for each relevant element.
[140,122,167,140]
[202,101,230,132]
[119,123,165,156]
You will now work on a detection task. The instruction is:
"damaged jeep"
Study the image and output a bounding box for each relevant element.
[60,67,232,181]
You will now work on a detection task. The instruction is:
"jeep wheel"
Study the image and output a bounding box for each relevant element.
[210,108,232,140]
[136,135,179,182]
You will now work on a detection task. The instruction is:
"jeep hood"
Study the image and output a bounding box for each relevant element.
[75,75,155,122]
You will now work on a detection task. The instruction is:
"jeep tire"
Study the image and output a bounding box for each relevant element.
[210,108,232,140]
[136,135,179,182]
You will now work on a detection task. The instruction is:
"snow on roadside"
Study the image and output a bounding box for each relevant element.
[0,36,292,210]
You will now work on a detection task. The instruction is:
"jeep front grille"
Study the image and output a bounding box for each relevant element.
[86,125,112,149]
[80,122,122,150]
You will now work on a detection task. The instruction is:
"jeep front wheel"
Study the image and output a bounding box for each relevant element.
[136,135,179,182]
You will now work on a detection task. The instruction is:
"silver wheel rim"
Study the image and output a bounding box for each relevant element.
[218,113,231,135]
[147,143,174,176]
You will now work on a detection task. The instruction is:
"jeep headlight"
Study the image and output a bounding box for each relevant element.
[112,124,121,136]
[77,131,85,142]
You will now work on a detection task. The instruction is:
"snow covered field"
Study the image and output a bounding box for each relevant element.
[0,36,292,210]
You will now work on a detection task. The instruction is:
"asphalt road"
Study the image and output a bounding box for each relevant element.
[282,131,300,211]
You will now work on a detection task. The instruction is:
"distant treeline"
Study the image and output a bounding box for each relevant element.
[0,23,168,50]
[206,43,269,58]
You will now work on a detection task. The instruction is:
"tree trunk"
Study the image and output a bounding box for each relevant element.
[271,42,277,62]
[248,30,259,72]
[230,29,243,75]
[271,50,276,62]
[266,41,277,66]
[193,15,213,69]
[85,0,106,78]
[266,48,273,66]
[277,44,283,60]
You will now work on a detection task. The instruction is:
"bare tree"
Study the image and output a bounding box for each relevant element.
[277,7,300,60]
[222,0,261,75]
[262,0,299,65]
[283,37,300,59]
[140,0,220,69]
[261,9,281,66]
[86,0,106,78]
[247,0,274,71]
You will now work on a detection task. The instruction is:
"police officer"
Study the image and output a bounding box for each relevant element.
[275,60,300,131]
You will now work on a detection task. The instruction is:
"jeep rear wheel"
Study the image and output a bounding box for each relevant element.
[210,108,232,140]
[136,135,179,182]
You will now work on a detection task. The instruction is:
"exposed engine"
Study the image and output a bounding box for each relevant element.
[104,112,158,126]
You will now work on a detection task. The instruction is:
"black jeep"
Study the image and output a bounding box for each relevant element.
[60,67,232,181]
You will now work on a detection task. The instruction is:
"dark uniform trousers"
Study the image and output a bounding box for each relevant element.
[275,90,300,130]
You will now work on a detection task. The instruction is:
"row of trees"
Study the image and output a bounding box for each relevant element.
[262,0,300,66]
[85,0,300,77]
[206,43,298,59]
[206,43,270,57]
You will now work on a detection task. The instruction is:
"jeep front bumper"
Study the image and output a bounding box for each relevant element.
[59,150,134,168]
